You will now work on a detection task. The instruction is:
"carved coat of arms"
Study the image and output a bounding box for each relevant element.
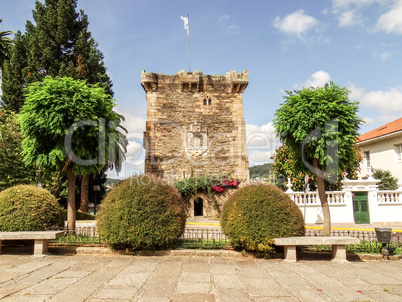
[185,122,208,156]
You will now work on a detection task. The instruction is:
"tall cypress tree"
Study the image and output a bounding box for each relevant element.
[1,0,126,215]
[1,0,113,111]
[1,32,28,112]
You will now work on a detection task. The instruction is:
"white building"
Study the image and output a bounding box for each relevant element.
[356,118,402,179]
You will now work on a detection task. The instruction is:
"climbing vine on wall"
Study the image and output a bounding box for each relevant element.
[174,175,240,198]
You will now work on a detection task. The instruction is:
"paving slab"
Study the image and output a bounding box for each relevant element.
[171,293,215,302]
[176,282,211,294]
[139,274,178,298]
[0,254,400,301]
[214,288,252,302]
[213,274,246,289]
[180,271,211,283]
[243,277,291,297]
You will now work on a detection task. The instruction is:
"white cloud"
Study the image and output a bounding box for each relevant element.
[305,71,332,87]
[330,0,392,28]
[126,140,142,161]
[376,0,402,34]
[332,0,381,9]
[337,10,363,27]
[273,9,318,39]
[348,83,402,121]
[219,15,230,23]
[246,122,280,166]
[106,71,113,82]
[115,106,146,167]
[377,51,391,61]
[222,24,240,35]
[117,109,146,133]
[294,71,332,89]
[363,116,376,124]
[219,14,240,35]
[322,7,330,15]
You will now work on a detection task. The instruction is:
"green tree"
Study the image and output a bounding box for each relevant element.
[19,76,122,233]
[1,0,119,213]
[272,144,362,191]
[274,82,363,235]
[0,19,13,74]
[0,32,28,111]
[1,0,112,111]
[364,168,398,190]
[0,109,36,190]
[272,144,305,191]
[249,163,273,179]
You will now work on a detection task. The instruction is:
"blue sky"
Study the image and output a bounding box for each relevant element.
[2,0,402,177]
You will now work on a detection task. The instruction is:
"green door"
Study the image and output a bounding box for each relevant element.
[352,192,370,224]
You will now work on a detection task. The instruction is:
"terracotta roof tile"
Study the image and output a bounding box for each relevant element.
[356,118,402,143]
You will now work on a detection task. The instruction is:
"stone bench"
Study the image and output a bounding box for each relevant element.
[0,231,64,256]
[274,236,360,262]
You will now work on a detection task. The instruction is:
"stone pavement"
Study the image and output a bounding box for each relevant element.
[0,254,401,301]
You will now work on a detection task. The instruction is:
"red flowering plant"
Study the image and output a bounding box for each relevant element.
[211,179,240,192]
[174,175,240,197]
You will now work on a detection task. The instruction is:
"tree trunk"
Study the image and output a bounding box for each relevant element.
[313,157,331,236]
[79,175,89,213]
[66,168,76,234]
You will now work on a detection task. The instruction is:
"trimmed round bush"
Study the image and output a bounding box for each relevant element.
[97,174,186,250]
[221,184,305,252]
[0,185,64,231]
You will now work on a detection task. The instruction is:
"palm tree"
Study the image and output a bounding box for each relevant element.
[0,19,13,74]
[79,113,128,213]
[107,113,129,173]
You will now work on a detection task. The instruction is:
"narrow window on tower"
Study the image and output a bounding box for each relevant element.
[203,97,212,105]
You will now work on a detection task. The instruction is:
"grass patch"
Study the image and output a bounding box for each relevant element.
[301,241,402,255]
[175,239,230,250]
[51,234,230,250]
[51,234,105,246]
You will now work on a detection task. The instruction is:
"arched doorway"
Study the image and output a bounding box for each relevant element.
[194,197,203,216]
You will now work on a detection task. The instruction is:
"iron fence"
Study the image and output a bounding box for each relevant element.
[177,227,230,249]
[305,229,402,242]
[50,226,402,250]
[50,226,230,249]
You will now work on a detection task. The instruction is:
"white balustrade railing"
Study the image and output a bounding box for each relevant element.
[326,191,346,205]
[288,190,401,205]
[290,192,319,206]
[377,191,402,204]
[287,191,346,206]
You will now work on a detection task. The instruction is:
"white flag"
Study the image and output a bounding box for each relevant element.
[181,16,189,36]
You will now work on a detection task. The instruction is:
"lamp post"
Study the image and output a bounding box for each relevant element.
[93,185,101,215]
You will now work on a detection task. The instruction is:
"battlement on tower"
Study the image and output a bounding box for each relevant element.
[141,69,248,94]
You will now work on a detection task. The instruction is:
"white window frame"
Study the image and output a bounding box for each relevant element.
[395,144,402,162]
[364,151,371,173]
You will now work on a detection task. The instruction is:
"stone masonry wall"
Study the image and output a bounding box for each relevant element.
[142,69,249,183]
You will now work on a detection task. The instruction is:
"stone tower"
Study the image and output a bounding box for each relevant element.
[142,69,249,183]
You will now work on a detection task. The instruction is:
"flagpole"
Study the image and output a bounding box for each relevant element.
[187,13,191,72]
